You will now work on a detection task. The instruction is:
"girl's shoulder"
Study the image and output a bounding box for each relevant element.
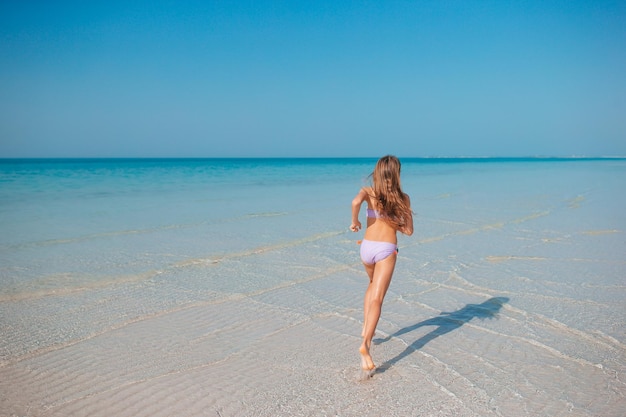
[361,187,376,201]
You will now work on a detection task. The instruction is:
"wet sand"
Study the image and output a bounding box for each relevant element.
[1,161,625,416]
[2,233,624,416]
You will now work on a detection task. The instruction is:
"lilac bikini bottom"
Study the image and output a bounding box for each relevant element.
[360,239,398,265]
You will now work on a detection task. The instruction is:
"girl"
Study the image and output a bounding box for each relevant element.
[350,155,413,375]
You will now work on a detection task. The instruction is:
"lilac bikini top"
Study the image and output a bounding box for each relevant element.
[366,208,383,218]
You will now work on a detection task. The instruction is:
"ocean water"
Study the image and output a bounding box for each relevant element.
[0,158,371,303]
[0,157,625,416]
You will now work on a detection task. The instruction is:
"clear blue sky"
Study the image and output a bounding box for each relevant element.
[1,0,624,158]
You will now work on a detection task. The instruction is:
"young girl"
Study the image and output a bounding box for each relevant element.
[350,155,413,375]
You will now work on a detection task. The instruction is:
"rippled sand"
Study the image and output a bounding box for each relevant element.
[1,162,625,416]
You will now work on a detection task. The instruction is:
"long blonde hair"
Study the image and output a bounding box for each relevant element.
[369,155,411,229]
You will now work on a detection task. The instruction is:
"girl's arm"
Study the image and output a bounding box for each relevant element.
[350,188,368,232]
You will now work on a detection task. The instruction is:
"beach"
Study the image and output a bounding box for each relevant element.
[0,158,624,416]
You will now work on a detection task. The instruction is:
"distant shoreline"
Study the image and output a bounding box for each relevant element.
[1,156,625,164]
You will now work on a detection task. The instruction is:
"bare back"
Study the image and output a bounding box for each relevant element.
[359,187,413,243]
[362,193,397,244]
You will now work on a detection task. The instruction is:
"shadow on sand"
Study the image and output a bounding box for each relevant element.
[375,296,509,374]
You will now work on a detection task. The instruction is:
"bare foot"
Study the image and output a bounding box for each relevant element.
[359,343,375,372]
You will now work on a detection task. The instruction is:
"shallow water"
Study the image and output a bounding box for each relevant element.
[1,158,625,416]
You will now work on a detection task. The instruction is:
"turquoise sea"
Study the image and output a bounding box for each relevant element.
[1,157,625,416]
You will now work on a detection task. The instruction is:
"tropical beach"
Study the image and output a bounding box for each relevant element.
[0,158,624,416]
[2,1,625,416]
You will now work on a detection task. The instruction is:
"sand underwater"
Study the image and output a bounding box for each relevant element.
[0,158,625,416]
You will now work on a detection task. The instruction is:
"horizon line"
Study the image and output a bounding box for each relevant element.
[1,155,626,161]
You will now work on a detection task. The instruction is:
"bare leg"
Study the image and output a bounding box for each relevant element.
[362,263,375,337]
[360,253,397,372]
